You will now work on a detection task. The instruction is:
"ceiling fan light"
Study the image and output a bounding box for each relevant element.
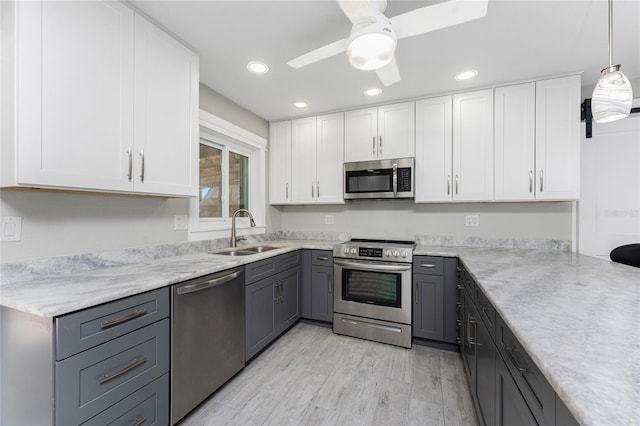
[591,66,633,123]
[347,32,396,71]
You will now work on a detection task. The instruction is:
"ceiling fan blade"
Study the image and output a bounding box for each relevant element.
[287,38,349,69]
[375,58,401,87]
[390,0,488,40]
[336,0,381,25]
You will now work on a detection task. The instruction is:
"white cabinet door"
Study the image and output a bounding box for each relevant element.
[269,121,292,204]
[291,117,317,203]
[453,89,494,201]
[494,83,536,201]
[415,96,453,202]
[377,102,415,160]
[133,14,198,196]
[535,75,581,200]
[315,113,345,203]
[16,1,134,191]
[344,107,377,162]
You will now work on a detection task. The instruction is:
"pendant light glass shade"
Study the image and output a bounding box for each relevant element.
[591,66,633,123]
[591,0,633,123]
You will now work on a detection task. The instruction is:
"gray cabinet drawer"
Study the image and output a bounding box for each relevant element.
[245,257,278,284]
[55,288,170,360]
[476,287,496,340]
[311,250,332,267]
[82,373,169,426]
[496,315,555,425]
[56,319,170,425]
[277,250,300,271]
[413,256,445,275]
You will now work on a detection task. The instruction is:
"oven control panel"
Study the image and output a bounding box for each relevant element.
[335,244,413,262]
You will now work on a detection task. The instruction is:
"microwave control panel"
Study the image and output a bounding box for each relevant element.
[397,168,412,191]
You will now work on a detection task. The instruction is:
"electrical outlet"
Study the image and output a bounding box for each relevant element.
[465,214,480,227]
[324,215,334,225]
[174,215,188,230]
[0,217,22,242]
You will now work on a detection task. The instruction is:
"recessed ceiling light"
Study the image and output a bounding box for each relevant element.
[294,101,308,109]
[247,61,269,74]
[364,88,382,96]
[455,69,478,81]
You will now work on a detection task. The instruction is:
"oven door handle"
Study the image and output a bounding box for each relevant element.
[334,258,412,272]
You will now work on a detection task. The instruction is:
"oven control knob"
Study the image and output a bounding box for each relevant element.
[385,250,392,257]
[401,251,407,258]
[343,247,350,255]
[393,250,400,257]
[350,247,357,255]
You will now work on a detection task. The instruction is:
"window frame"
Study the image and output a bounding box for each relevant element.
[189,110,267,241]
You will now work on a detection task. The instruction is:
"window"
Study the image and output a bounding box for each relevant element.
[189,111,266,241]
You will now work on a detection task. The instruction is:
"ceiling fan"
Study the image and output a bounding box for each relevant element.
[287,0,489,87]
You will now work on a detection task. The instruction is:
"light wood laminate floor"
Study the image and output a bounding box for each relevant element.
[180,322,478,426]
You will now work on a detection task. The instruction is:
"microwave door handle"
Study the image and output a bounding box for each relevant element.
[393,162,398,198]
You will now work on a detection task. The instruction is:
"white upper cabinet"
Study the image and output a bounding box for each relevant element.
[270,113,344,205]
[452,89,494,201]
[315,113,345,203]
[415,96,453,202]
[535,75,581,200]
[344,102,415,162]
[133,14,199,196]
[269,121,292,204]
[494,82,536,200]
[3,1,198,196]
[291,116,317,203]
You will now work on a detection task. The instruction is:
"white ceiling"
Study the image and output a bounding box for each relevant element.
[130,0,640,122]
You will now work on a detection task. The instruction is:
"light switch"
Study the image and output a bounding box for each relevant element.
[1,217,22,242]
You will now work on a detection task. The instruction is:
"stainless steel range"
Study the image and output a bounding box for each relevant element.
[333,238,415,348]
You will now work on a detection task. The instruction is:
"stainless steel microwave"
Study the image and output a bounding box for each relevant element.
[344,157,414,200]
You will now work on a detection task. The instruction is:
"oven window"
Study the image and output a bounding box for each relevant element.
[345,169,393,193]
[342,270,401,308]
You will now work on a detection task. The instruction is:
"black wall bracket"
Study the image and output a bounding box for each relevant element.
[582,97,640,139]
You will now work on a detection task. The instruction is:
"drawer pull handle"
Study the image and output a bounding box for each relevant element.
[101,310,148,329]
[317,256,329,261]
[132,417,147,426]
[505,346,528,375]
[99,357,147,384]
[420,263,437,268]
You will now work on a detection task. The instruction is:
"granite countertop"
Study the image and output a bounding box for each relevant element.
[1,240,639,425]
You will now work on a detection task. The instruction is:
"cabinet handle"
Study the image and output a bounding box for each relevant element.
[539,170,544,193]
[379,136,382,154]
[132,417,147,426]
[328,277,332,294]
[455,175,459,195]
[420,263,436,268]
[127,147,133,182]
[505,346,528,375]
[372,136,376,155]
[139,149,145,182]
[529,170,533,193]
[286,183,289,199]
[100,309,148,329]
[317,256,329,261]
[99,357,147,384]
[311,182,314,198]
[316,181,320,198]
[447,175,451,195]
[414,283,419,303]
[467,314,476,348]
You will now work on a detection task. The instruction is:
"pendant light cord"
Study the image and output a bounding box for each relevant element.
[608,0,613,67]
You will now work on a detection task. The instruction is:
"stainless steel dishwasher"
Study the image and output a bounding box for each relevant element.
[171,267,245,425]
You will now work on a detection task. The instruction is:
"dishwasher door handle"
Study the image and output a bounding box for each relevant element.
[176,270,242,295]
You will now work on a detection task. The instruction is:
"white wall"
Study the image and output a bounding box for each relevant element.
[0,84,271,263]
[278,201,573,242]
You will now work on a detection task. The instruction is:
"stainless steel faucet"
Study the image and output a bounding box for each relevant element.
[230,209,256,248]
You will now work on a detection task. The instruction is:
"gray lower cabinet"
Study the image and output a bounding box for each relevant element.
[495,352,537,426]
[301,250,334,323]
[0,287,170,425]
[412,256,458,345]
[245,251,301,361]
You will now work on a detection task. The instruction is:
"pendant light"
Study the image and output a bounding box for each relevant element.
[591,0,633,123]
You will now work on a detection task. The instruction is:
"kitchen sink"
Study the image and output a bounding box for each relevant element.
[210,245,278,256]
